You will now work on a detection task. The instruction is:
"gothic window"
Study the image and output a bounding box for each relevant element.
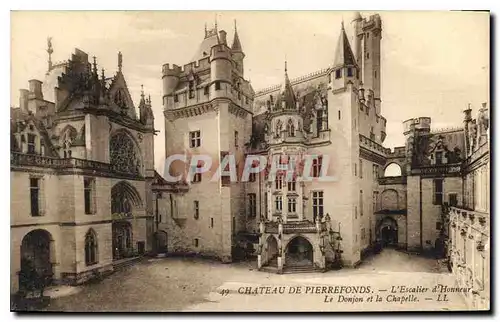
[204,86,209,96]
[288,119,295,137]
[110,131,141,175]
[114,89,127,109]
[288,197,297,213]
[275,196,283,212]
[85,229,98,266]
[111,181,142,217]
[174,94,179,103]
[275,120,283,138]
[248,194,256,217]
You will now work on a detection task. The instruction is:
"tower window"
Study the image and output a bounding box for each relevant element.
[335,69,342,79]
[194,238,199,247]
[189,130,201,148]
[312,191,324,223]
[215,81,221,91]
[374,71,377,78]
[433,179,444,205]
[204,86,209,95]
[347,67,353,77]
[234,131,239,148]
[275,196,283,212]
[338,110,341,120]
[30,177,41,217]
[188,81,195,99]
[194,200,200,219]
[84,177,95,215]
[312,157,322,178]
[174,94,179,103]
[288,197,297,213]
[366,52,370,59]
[248,193,257,217]
[210,218,214,228]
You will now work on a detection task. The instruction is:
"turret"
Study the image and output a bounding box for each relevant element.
[330,22,358,91]
[28,79,43,100]
[210,42,232,99]
[351,12,363,69]
[231,20,245,76]
[19,89,29,111]
[162,63,181,104]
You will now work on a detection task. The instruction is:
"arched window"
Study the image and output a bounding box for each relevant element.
[110,131,142,175]
[384,163,402,177]
[85,229,98,266]
[111,181,143,217]
[275,120,283,138]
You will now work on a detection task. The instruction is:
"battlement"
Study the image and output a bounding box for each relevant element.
[210,43,232,61]
[431,126,463,134]
[387,146,406,158]
[162,56,212,77]
[362,14,382,30]
[255,67,331,97]
[403,117,431,134]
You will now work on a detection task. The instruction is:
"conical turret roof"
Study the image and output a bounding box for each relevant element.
[333,22,356,67]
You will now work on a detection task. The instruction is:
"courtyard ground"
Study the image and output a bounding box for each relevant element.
[40,248,469,312]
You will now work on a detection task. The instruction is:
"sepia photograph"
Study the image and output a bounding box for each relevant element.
[9,10,490,312]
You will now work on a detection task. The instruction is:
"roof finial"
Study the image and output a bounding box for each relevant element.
[46,37,53,73]
[118,51,123,72]
[92,56,97,74]
[285,54,288,73]
[215,14,218,31]
[234,19,237,31]
[341,19,345,31]
[141,84,145,99]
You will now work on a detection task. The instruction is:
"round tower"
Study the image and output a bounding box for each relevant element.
[162,63,181,106]
[210,44,232,99]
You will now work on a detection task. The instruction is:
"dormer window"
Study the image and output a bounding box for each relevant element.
[27,134,36,154]
[215,81,221,91]
[335,69,342,79]
[435,151,443,165]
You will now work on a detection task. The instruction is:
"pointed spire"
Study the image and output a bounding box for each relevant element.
[214,14,218,31]
[333,22,356,67]
[101,68,105,82]
[140,84,145,101]
[279,59,296,109]
[231,19,243,52]
[118,51,123,72]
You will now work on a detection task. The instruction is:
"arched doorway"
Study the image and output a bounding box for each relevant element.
[285,236,313,267]
[112,222,133,259]
[19,230,54,291]
[264,235,279,267]
[154,230,168,254]
[378,217,398,247]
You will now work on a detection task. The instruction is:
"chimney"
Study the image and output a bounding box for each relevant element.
[28,79,43,100]
[219,30,227,45]
[19,89,29,111]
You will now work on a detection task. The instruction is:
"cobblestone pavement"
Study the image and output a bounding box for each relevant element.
[43,249,468,312]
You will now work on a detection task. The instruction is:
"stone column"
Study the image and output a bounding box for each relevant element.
[277,222,283,273]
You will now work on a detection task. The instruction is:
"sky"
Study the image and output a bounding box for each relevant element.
[10,11,490,170]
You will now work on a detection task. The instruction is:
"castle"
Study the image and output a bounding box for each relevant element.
[10,12,490,309]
